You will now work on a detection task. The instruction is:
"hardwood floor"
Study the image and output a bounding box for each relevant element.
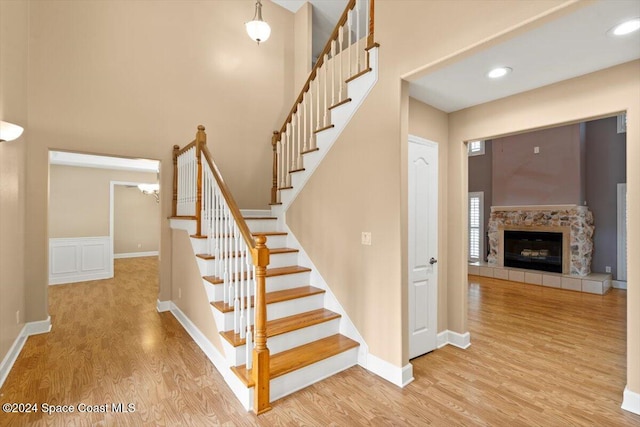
[1,260,639,426]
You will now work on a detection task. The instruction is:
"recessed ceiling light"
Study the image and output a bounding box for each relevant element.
[487,67,512,79]
[609,18,640,36]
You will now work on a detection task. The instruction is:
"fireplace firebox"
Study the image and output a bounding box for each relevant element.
[503,230,563,273]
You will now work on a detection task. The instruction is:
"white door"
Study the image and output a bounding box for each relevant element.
[408,136,438,359]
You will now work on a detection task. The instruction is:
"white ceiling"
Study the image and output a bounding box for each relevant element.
[273,1,639,114]
[408,0,640,113]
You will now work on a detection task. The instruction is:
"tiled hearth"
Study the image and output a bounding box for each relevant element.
[469,262,612,295]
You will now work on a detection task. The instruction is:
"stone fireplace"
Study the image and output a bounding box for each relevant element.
[487,205,594,276]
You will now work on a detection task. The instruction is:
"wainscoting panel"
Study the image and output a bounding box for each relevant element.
[49,237,113,285]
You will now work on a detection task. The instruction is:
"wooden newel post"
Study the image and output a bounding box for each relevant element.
[271,131,279,205]
[195,125,206,236]
[251,235,271,414]
[172,145,179,217]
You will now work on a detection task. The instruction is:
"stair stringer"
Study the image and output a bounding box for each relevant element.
[277,214,370,368]
[275,47,379,213]
[169,218,253,411]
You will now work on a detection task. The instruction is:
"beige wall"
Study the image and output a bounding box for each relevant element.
[114,185,159,254]
[288,0,573,368]
[24,1,295,327]
[0,0,28,366]
[449,60,640,395]
[172,229,223,353]
[49,165,157,239]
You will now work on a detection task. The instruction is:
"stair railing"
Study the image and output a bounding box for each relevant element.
[173,126,272,414]
[270,0,376,205]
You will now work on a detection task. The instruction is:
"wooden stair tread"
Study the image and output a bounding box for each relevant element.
[211,286,325,313]
[169,215,197,220]
[289,168,305,174]
[231,334,359,387]
[346,67,372,83]
[314,124,335,134]
[301,147,320,155]
[243,216,277,220]
[220,308,341,347]
[328,98,352,110]
[196,247,298,260]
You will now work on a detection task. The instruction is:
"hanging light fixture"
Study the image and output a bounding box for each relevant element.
[0,120,24,142]
[138,183,160,203]
[245,0,271,44]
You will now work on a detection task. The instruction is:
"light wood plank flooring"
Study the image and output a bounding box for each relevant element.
[1,259,639,426]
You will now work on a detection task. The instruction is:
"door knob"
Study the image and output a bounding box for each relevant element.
[429,257,438,265]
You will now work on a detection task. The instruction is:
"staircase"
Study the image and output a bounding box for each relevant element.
[169,0,378,414]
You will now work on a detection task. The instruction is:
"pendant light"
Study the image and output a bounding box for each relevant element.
[246,0,271,44]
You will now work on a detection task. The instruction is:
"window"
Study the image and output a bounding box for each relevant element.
[467,140,485,156]
[469,192,484,261]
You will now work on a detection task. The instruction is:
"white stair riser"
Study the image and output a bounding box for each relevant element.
[260,234,288,248]
[269,346,359,402]
[196,251,299,276]
[222,317,341,366]
[204,270,311,305]
[245,219,278,233]
[211,292,325,331]
[266,271,310,293]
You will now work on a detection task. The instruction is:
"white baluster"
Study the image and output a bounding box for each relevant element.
[324,53,329,127]
[316,73,320,135]
[286,123,292,187]
[308,87,313,150]
[348,9,353,77]
[338,26,344,101]
[296,108,302,169]
[234,225,240,335]
[331,39,336,107]
[303,93,308,152]
[356,0,361,72]
[290,115,297,172]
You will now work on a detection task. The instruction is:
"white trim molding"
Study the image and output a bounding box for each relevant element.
[0,317,52,388]
[365,353,414,388]
[612,280,627,290]
[114,251,159,259]
[622,386,640,415]
[49,237,112,285]
[437,330,471,349]
[156,300,171,312]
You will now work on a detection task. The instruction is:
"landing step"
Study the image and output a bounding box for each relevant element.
[231,334,359,387]
[196,247,298,260]
[221,308,340,347]
[204,265,311,285]
[211,285,324,313]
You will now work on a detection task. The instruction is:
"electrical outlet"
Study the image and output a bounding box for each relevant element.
[534,146,540,154]
[361,232,372,246]
[606,266,611,273]
[179,288,182,299]
[138,243,142,248]
[16,310,20,325]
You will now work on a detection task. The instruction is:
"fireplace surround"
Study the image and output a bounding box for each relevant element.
[488,205,594,276]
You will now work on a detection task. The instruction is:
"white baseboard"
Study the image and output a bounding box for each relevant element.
[156,300,171,312]
[622,386,640,415]
[114,251,159,259]
[613,280,627,290]
[0,316,52,389]
[365,353,414,388]
[437,330,471,349]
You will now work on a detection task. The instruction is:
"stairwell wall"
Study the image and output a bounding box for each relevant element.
[23,1,295,325]
[288,0,578,368]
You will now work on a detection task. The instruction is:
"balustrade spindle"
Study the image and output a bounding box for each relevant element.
[286,123,292,187]
[338,27,344,101]
[315,74,321,133]
[356,0,361,72]
[323,52,329,126]
[331,39,336,106]
[303,93,308,152]
[296,108,302,169]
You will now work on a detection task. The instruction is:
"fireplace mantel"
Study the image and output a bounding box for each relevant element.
[487,205,594,276]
